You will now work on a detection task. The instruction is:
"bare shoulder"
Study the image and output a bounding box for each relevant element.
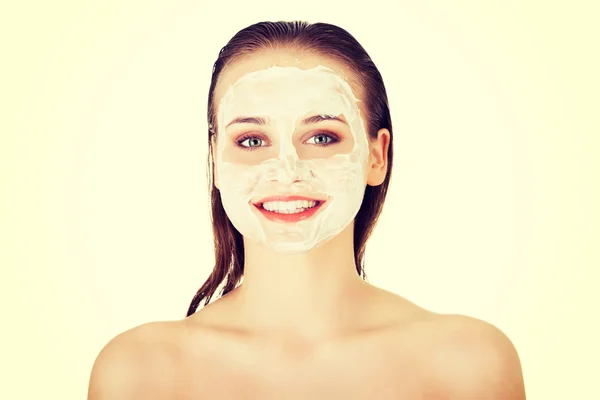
[87,320,186,400]
[405,313,526,399]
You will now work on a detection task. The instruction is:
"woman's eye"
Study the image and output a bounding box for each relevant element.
[306,133,337,146]
[238,137,265,148]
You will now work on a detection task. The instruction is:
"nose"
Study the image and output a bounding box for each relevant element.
[282,154,295,170]
[280,155,301,183]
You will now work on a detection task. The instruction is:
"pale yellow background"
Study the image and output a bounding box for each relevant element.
[1,1,598,399]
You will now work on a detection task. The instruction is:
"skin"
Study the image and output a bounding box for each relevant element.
[87,49,526,399]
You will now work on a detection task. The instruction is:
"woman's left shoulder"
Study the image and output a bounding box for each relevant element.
[410,313,526,398]
[422,313,516,341]
[424,313,521,357]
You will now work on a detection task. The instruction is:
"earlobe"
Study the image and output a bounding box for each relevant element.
[366,128,390,186]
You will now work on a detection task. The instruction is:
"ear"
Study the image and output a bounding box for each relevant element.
[366,128,390,186]
[211,135,220,190]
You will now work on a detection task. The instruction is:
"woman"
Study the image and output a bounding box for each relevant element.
[88,21,526,399]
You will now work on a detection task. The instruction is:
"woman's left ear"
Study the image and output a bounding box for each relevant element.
[366,128,390,186]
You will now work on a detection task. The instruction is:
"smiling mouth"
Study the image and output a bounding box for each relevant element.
[251,195,327,223]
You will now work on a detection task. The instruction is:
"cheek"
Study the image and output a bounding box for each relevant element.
[221,146,279,165]
[216,161,261,196]
[310,157,367,191]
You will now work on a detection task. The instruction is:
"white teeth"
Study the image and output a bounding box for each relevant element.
[261,200,318,214]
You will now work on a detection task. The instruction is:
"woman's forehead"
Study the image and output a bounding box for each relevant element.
[214,50,364,110]
[222,69,354,116]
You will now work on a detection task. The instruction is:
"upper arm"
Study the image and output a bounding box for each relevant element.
[428,316,526,399]
[87,328,154,400]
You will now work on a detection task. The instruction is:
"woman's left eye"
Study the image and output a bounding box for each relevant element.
[305,133,339,146]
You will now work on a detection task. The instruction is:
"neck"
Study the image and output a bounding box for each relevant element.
[227,223,371,341]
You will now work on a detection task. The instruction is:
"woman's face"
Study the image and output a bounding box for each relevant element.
[212,50,371,254]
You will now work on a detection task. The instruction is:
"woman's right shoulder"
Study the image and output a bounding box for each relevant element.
[87,320,184,399]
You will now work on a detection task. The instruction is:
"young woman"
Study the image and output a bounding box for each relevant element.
[88,21,526,399]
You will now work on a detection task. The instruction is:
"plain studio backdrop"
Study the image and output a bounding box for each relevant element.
[1,1,598,399]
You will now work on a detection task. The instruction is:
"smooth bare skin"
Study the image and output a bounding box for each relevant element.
[88,50,526,399]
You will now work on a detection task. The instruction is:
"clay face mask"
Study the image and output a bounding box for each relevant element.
[214,65,370,254]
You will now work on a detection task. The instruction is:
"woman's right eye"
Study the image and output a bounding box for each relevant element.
[236,136,266,150]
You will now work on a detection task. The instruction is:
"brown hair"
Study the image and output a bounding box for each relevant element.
[186,21,394,317]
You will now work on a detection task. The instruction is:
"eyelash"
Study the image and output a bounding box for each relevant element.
[235,131,341,152]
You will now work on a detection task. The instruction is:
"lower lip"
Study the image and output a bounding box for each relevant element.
[254,201,325,223]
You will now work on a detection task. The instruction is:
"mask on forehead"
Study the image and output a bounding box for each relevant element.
[215,65,370,254]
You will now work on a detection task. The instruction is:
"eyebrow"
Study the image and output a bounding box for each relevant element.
[225,116,269,128]
[225,114,347,128]
[300,114,348,125]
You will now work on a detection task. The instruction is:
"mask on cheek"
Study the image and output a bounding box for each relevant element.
[214,66,370,254]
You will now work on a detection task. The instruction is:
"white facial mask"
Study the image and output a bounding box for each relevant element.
[215,65,370,254]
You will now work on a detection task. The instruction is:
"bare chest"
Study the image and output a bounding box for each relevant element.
[179,337,432,400]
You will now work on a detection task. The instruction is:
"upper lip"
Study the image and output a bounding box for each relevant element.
[252,195,326,205]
